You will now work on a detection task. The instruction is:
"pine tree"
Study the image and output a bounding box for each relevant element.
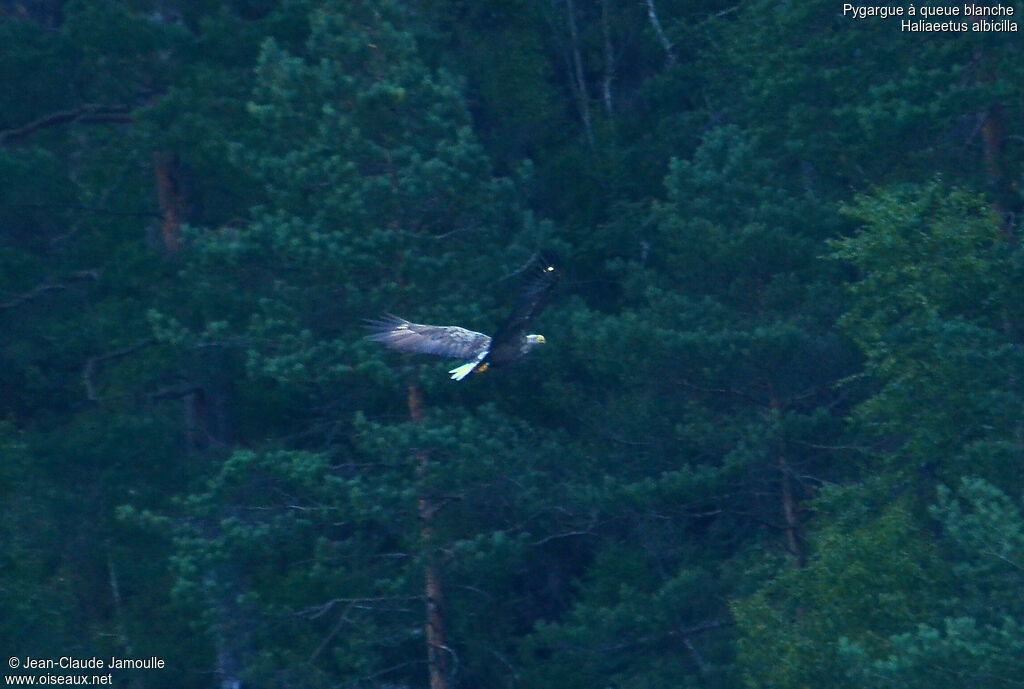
[734,181,1024,688]
[518,125,857,688]
[842,478,1024,689]
[152,3,585,686]
[0,3,309,682]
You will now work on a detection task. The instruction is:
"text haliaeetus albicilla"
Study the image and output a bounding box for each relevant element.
[367,262,558,380]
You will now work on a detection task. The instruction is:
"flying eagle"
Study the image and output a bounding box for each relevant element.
[367,263,558,380]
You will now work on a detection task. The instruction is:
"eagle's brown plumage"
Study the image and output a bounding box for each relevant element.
[366,260,559,380]
[365,317,492,360]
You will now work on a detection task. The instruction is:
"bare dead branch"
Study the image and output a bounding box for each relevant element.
[149,384,204,401]
[296,595,420,620]
[564,0,595,149]
[0,104,133,145]
[596,618,731,654]
[307,601,353,663]
[9,202,160,219]
[601,0,615,118]
[83,338,156,402]
[645,0,677,66]
[530,511,598,546]
[682,635,707,674]
[0,270,99,310]
[530,528,596,547]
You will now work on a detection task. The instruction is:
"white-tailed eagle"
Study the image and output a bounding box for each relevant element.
[367,263,558,380]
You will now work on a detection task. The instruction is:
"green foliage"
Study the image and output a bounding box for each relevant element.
[734,497,947,689]
[840,478,1024,688]
[166,405,591,687]
[515,124,858,689]
[713,0,1024,190]
[521,550,735,689]
[160,1,553,393]
[4,0,1024,687]
[830,183,1024,484]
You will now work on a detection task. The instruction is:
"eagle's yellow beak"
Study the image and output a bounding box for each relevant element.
[536,335,546,344]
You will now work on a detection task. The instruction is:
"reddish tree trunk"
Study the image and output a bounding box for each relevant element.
[408,384,450,689]
[772,399,805,568]
[153,151,186,253]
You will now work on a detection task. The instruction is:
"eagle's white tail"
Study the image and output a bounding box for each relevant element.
[449,362,478,381]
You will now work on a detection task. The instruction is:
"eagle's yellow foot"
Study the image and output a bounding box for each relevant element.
[476,363,489,373]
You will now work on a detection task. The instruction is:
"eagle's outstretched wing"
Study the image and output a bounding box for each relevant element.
[365,316,491,360]
[486,261,559,364]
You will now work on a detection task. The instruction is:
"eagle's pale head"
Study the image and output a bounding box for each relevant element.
[523,334,546,353]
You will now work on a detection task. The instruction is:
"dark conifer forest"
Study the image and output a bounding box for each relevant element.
[2,1,1023,687]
